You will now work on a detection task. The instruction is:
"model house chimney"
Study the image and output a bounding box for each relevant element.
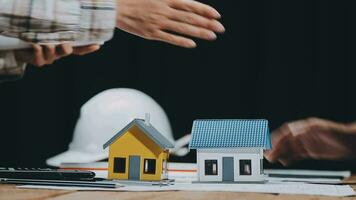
[145,113,151,125]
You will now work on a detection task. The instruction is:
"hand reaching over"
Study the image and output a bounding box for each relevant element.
[116,0,225,48]
[14,44,100,67]
[264,117,356,166]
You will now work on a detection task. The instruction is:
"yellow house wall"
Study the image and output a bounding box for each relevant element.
[107,125,169,181]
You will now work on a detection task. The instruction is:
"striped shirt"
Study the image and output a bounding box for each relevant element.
[0,0,117,82]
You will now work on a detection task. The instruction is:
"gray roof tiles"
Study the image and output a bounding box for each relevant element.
[103,119,174,149]
[189,119,271,149]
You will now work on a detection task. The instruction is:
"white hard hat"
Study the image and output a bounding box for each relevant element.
[46,88,180,167]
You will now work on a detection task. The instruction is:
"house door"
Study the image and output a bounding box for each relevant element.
[129,156,140,180]
[222,157,234,182]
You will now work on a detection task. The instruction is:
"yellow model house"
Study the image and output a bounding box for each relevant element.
[103,117,174,181]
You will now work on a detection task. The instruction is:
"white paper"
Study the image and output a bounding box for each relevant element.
[265,169,351,178]
[171,183,356,197]
[267,177,342,184]
[0,35,103,50]
[59,162,351,185]
[19,162,356,197]
[18,182,356,197]
[166,163,346,184]
[169,172,343,185]
[17,185,126,191]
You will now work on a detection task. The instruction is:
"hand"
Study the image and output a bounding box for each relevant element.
[264,117,356,166]
[15,44,100,67]
[116,0,225,48]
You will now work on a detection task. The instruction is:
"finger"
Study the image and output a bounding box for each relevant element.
[264,126,293,163]
[14,48,32,64]
[167,8,225,33]
[163,20,217,41]
[31,44,46,67]
[264,128,286,160]
[279,157,299,167]
[271,122,311,166]
[278,140,306,166]
[169,0,221,19]
[154,30,196,48]
[73,45,100,55]
[43,44,57,64]
[264,136,291,163]
[57,43,73,58]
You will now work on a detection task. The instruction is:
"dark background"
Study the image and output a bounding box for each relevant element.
[1,0,356,170]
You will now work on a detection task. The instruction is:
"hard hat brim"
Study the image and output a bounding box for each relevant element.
[46,150,108,167]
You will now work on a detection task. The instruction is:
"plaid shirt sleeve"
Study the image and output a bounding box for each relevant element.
[0,0,116,42]
[0,0,116,82]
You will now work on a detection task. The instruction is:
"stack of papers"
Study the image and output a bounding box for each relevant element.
[39,162,353,197]
[167,163,350,185]
[19,182,356,197]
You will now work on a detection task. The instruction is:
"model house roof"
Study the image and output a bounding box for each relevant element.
[103,119,174,149]
[189,119,271,149]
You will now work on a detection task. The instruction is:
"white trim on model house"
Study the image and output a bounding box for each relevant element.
[161,159,168,180]
[197,148,265,182]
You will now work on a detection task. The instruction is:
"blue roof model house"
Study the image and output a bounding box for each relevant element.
[189,119,271,183]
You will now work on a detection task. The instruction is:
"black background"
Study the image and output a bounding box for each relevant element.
[1,0,356,170]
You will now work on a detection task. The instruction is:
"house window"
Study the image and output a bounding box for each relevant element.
[143,159,156,174]
[239,160,252,175]
[205,160,218,175]
[113,157,126,173]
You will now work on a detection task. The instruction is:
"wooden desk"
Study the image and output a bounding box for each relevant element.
[0,176,355,200]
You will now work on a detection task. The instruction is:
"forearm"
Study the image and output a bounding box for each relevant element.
[0,0,116,43]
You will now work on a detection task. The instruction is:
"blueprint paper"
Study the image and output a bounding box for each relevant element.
[18,182,355,197]
[59,162,350,184]
[18,164,356,196]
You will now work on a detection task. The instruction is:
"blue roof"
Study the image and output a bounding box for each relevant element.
[103,119,174,149]
[189,119,271,149]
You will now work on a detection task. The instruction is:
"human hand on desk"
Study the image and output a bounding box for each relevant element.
[264,117,356,166]
[14,44,100,67]
[116,0,225,48]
